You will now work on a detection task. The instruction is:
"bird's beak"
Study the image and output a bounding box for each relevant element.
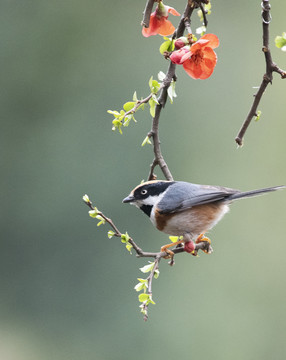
[122,194,135,203]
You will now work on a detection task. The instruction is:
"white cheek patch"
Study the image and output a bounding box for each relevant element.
[139,192,165,207]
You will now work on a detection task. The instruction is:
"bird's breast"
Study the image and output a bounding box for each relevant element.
[151,203,229,237]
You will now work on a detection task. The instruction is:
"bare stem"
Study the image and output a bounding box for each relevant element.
[199,2,208,27]
[141,0,155,28]
[235,0,286,146]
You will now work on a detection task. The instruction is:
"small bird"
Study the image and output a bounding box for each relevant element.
[123,180,285,257]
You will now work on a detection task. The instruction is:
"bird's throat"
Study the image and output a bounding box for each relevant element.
[140,204,153,217]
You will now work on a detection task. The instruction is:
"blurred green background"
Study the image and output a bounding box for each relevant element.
[1,1,286,359]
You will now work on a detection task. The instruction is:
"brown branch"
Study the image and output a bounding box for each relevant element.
[122,92,155,125]
[141,0,155,28]
[176,2,196,38]
[235,0,286,146]
[199,2,208,27]
[88,0,214,321]
[84,197,210,258]
[142,257,160,321]
[83,197,212,320]
[147,3,197,181]
[148,63,176,181]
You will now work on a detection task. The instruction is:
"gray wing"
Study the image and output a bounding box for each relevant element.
[157,181,240,214]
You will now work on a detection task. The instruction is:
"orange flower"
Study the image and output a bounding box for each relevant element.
[142,2,180,38]
[181,34,219,79]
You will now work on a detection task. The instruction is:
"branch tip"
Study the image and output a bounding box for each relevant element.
[235,0,284,145]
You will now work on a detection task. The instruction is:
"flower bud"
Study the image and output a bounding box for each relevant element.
[169,46,190,65]
[184,241,195,253]
[174,37,188,49]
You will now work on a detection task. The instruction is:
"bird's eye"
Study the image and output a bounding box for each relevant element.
[141,189,147,195]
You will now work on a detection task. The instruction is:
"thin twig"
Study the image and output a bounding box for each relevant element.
[122,92,155,125]
[142,256,160,321]
[85,198,209,258]
[235,0,286,146]
[199,2,208,27]
[84,198,212,320]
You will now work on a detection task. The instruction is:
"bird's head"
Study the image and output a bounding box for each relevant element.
[122,180,174,216]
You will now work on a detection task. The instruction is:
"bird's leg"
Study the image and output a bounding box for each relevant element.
[195,233,212,254]
[161,239,184,264]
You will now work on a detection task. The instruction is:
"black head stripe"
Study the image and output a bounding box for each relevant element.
[134,181,175,200]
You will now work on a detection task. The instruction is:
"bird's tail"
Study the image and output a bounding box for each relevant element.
[228,185,285,201]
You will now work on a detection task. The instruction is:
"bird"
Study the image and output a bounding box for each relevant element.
[123,180,285,258]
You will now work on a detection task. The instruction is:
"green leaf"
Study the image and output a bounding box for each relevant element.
[149,76,160,94]
[197,2,211,22]
[169,236,179,243]
[107,110,120,117]
[137,278,148,283]
[82,194,90,203]
[121,232,130,243]
[159,39,174,54]
[132,91,138,101]
[140,262,155,273]
[123,102,135,112]
[125,243,133,254]
[205,2,212,12]
[275,33,286,49]
[107,230,115,239]
[152,94,159,104]
[123,114,132,127]
[255,110,262,122]
[138,293,155,304]
[112,119,123,134]
[138,293,150,303]
[149,98,156,118]
[152,81,160,93]
[154,269,160,279]
[88,209,99,218]
[121,233,132,253]
[141,135,152,147]
[134,278,148,292]
[134,282,145,292]
[169,235,183,242]
[96,215,106,226]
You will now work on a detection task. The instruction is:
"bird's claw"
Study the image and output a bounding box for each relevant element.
[195,233,213,254]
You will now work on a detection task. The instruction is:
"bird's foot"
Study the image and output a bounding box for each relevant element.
[161,239,184,265]
[195,233,213,254]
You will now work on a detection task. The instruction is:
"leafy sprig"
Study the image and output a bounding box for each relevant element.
[83,194,212,320]
[108,73,176,136]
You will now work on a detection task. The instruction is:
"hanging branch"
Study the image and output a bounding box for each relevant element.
[147,2,196,181]
[83,197,210,259]
[83,196,211,321]
[88,0,213,321]
[235,0,286,147]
